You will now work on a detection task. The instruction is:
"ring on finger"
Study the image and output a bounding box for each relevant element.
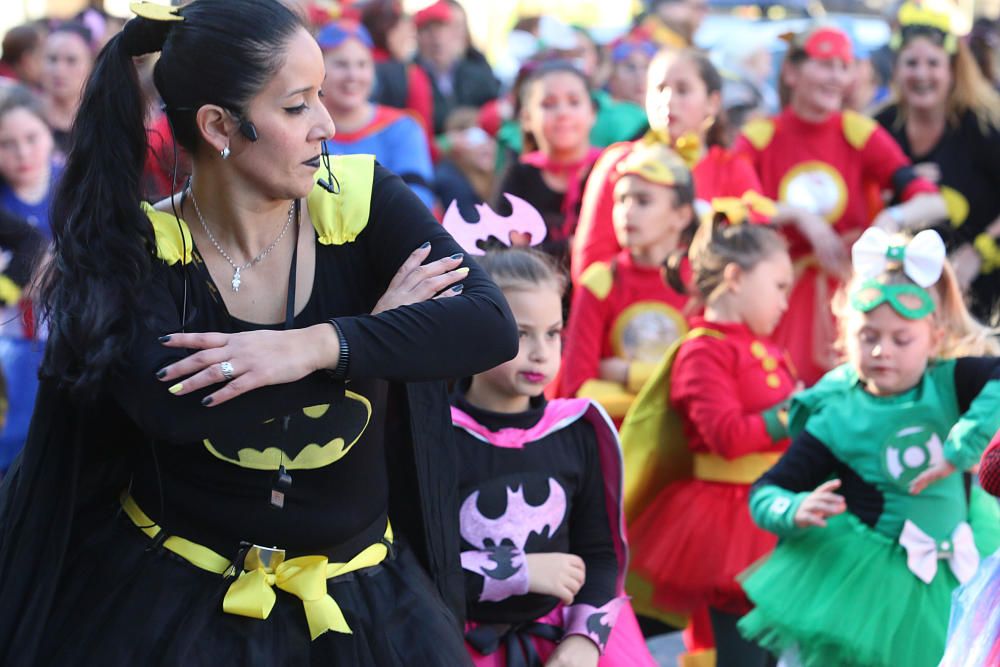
[219,360,235,382]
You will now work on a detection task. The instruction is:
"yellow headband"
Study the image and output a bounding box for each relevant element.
[891,2,956,53]
[616,144,691,188]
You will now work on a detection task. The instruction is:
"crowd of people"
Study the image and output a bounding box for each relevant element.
[1,0,1000,665]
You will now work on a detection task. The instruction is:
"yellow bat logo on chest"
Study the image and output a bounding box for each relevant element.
[202,390,372,470]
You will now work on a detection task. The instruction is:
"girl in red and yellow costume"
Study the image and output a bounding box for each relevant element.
[572,49,762,285]
[558,144,693,423]
[621,213,795,667]
[731,25,946,385]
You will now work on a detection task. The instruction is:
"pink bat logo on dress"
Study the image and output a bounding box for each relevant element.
[460,478,567,550]
[442,193,548,255]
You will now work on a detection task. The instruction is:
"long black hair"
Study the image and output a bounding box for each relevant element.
[40,0,303,397]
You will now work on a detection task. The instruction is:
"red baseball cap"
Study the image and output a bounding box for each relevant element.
[801,26,854,64]
[414,1,453,29]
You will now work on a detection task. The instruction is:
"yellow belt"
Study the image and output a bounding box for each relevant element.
[692,452,781,485]
[121,492,392,639]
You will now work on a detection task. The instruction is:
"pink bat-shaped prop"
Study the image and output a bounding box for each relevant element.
[442,193,548,255]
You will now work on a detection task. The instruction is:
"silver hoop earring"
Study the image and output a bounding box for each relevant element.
[220,146,231,160]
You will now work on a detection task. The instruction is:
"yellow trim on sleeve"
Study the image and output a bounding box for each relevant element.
[742,118,775,151]
[307,154,375,246]
[143,202,193,265]
[842,110,877,150]
[579,261,614,300]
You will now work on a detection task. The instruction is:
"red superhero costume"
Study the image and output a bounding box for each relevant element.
[560,249,689,421]
[571,139,762,284]
[732,108,937,384]
[625,318,794,619]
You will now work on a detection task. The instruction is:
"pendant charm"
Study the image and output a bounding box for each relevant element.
[232,267,241,292]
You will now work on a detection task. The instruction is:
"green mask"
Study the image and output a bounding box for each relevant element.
[850,279,935,320]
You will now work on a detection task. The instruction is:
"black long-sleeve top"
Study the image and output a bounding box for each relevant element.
[452,391,619,625]
[119,164,517,557]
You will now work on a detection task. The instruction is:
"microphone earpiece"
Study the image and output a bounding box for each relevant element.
[317,141,341,195]
[239,118,259,142]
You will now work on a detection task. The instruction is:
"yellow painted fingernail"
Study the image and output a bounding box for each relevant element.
[168,383,184,395]
[456,267,470,275]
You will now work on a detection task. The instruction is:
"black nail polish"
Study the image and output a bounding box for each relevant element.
[158,335,171,343]
[156,368,167,379]
[201,396,213,406]
[452,284,464,293]
[420,241,431,249]
[450,252,464,261]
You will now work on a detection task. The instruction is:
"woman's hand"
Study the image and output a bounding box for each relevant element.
[525,553,586,605]
[912,162,941,184]
[796,212,850,279]
[371,242,468,315]
[156,323,338,407]
[546,635,599,667]
[775,205,848,279]
[794,479,847,528]
[909,460,957,495]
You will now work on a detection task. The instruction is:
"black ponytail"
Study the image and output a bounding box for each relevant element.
[39,0,303,397]
[39,23,160,395]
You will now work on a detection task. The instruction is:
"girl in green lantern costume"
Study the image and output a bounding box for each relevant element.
[738,226,1000,667]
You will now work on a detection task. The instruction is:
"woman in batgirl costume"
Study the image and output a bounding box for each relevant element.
[0,1,517,664]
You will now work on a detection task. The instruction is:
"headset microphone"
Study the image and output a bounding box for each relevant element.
[317,141,341,194]
[239,118,259,142]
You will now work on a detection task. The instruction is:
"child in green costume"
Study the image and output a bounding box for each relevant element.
[738,227,1000,667]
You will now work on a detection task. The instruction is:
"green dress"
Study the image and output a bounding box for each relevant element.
[739,360,1000,667]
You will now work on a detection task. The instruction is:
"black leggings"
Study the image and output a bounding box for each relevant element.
[709,608,777,667]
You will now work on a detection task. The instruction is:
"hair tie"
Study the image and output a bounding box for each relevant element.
[121,2,182,58]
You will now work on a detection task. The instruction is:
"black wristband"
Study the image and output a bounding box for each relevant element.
[327,319,350,380]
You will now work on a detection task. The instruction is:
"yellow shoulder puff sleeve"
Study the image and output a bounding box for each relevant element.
[143,202,193,265]
[741,118,776,151]
[307,154,376,246]
[580,261,614,300]
[842,110,877,150]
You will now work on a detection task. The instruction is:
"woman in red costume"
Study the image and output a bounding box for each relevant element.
[571,48,762,284]
[731,25,945,385]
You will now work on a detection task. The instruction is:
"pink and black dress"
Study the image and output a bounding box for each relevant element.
[451,388,655,667]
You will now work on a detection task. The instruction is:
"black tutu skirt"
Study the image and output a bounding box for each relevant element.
[35,509,471,666]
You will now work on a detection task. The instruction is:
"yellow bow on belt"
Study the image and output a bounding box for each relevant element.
[120,491,391,641]
[223,540,390,639]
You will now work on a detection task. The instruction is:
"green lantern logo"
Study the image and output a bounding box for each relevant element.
[883,425,945,488]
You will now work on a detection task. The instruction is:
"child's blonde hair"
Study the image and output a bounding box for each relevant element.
[835,257,999,358]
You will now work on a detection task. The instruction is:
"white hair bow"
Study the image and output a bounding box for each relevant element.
[851,227,946,288]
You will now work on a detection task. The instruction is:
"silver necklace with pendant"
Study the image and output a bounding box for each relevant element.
[187,187,295,292]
